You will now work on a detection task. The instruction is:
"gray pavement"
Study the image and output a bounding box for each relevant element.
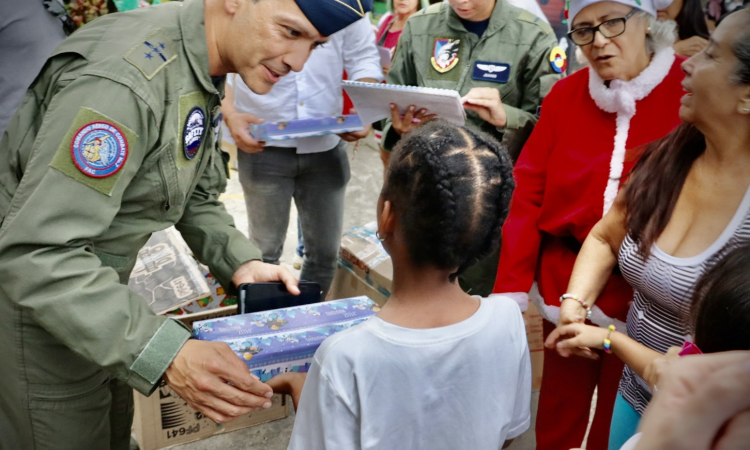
[171,136,540,450]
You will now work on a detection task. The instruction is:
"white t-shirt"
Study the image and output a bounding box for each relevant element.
[288,296,531,450]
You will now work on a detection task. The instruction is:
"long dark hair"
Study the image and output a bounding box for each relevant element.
[689,243,750,353]
[624,124,705,256]
[382,119,515,281]
[625,7,750,255]
[674,0,710,41]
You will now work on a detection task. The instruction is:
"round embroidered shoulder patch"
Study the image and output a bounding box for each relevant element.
[71,121,129,178]
[549,47,568,74]
[183,106,205,160]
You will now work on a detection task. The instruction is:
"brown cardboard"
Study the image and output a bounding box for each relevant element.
[523,302,545,391]
[132,384,287,450]
[328,226,393,306]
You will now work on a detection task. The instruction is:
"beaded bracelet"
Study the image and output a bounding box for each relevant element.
[603,324,616,354]
[559,293,592,319]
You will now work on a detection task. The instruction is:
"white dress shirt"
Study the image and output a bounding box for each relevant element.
[228,18,383,154]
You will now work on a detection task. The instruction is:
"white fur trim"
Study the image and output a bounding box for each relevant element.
[588,47,676,216]
[531,292,628,332]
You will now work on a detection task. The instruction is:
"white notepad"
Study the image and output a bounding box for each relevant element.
[342,80,466,126]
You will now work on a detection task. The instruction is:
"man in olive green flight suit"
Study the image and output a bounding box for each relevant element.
[383,0,564,296]
[0,0,370,448]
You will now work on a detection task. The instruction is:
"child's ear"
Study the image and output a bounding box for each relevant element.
[379,200,397,236]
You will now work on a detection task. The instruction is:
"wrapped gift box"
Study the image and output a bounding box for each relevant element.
[192,296,379,341]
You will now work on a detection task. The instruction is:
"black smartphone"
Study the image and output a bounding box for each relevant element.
[238,282,322,314]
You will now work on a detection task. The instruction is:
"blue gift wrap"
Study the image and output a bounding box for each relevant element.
[226,318,370,382]
[192,296,379,341]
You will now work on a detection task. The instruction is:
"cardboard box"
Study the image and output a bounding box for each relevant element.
[128,228,210,314]
[192,296,380,341]
[328,225,393,305]
[523,302,545,392]
[132,383,287,450]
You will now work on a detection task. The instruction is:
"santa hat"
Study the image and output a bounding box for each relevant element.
[564,0,674,27]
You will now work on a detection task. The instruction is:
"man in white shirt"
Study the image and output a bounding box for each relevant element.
[222,17,383,295]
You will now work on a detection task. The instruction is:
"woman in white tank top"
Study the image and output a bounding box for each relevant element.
[545,8,750,449]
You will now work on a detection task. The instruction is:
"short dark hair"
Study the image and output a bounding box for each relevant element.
[382,119,514,281]
[689,242,750,353]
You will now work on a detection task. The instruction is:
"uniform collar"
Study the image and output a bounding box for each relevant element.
[445,0,509,38]
[179,0,219,95]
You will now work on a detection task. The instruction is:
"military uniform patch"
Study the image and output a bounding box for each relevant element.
[183,107,205,160]
[71,122,128,178]
[549,47,568,74]
[50,107,137,196]
[431,39,461,73]
[125,30,178,80]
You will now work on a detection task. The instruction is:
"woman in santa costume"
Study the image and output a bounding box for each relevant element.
[491,0,684,448]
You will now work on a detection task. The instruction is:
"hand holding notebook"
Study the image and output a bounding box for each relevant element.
[342,80,466,126]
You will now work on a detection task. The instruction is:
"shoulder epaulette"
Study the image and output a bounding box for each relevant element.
[124,29,178,81]
[517,10,554,35]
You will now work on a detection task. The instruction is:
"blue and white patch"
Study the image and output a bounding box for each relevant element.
[71,121,129,178]
[183,107,205,160]
[471,61,511,83]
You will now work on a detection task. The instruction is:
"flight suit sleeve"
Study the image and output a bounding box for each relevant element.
[0,75,190,396]
[175,146,262,296]
[381,21,418,152]
[501,32,561,160]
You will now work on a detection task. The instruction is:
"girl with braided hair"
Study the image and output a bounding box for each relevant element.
[274,119,528,449]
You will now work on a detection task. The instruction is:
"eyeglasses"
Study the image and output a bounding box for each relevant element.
[567,9,638,46]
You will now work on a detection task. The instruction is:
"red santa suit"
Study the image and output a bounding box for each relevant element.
[493,47,685,450]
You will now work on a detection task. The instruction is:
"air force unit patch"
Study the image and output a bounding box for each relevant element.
[431,39,460,73]
[472,61,511,83]
[50,107,137,196]
[183,107,205,160]
[71,122,128,178]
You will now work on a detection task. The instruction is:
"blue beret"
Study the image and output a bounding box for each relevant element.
[294,0,373,37]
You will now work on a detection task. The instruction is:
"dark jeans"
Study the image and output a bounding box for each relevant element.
[237,141,350,295]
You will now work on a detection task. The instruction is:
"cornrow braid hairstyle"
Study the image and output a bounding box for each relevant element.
[382,119,514,282]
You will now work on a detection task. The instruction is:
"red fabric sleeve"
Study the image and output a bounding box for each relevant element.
[493,88,559,294]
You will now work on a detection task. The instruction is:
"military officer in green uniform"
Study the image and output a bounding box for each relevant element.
[382,0,565,297]
[0,0,371,448]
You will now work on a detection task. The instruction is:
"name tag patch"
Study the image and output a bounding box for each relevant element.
[472,61,510,83]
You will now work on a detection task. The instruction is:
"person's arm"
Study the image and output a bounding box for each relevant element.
[174,136,297,296]
[558,189,629,326]
[220,81,265,153]
[545,322,661,373]
[287,360,359,449]
[491,89,559,310]
[338,19,384,141]
[634,351,750,450]
[0,76,186,395]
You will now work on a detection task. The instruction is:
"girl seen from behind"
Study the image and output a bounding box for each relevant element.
[281,119,527,449]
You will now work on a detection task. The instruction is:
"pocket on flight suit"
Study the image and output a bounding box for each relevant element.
[140,142,182,215]
[26,370,112,450]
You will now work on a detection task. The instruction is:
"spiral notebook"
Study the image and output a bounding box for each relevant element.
[341,80,466,126]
